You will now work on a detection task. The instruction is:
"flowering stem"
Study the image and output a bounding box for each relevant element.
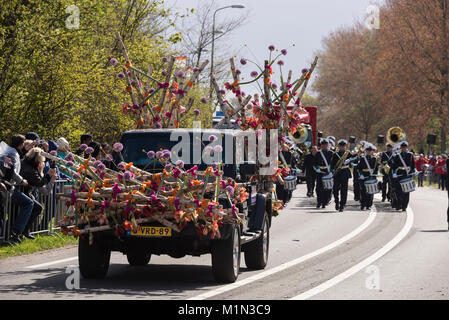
[128,65,160,84]
[201,171,211,199]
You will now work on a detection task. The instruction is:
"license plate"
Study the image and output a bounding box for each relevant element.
[128,226,172,237]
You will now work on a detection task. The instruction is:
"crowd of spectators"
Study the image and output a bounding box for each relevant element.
[414,153,449,190]
[0,132,114,244]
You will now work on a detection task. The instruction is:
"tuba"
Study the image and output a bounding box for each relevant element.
[289,124,308,144]
[386,127,406,145]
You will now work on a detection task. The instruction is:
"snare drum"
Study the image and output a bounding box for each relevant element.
[364,179,379,195]
[399,177,415,193]
[322,174,334,190]
[283,175,297,191]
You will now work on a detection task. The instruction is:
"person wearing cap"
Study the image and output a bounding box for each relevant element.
[331,139,356,212]
[380,143,394,202]
[303,146,318,197]
[357,144,379,211]
[313,139,334,209]
[391,141,417,211]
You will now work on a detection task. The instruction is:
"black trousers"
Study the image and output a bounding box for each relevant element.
[381,174,390,199]
[333,175,349,207]
[316,175,332,206]
[393,179,410,210]
[360,180,374,208]
[306,172,316,195]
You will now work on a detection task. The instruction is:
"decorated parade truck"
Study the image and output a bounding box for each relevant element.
[52,33,317,283]
[59,128,278,283]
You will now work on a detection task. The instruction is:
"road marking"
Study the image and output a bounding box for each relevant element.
[290,206,414,300]
[188,207,378,300]
[25,256,78,269]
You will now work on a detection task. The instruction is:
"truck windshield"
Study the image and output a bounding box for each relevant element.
[120,130,236,176]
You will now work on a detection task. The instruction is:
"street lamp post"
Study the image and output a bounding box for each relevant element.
[209,4,245,99]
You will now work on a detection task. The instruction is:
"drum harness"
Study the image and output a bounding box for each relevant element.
[397,153,411,177]
[319,151,331,176]
[362,156,375,179]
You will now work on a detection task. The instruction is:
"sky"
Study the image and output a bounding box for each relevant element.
[164,0,384,95]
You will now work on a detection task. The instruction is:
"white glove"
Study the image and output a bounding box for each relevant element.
[329,172,333,178]
[359,174,365,180]
[344,159,351,165]
[393,173,398,179]
[316,168,321,173]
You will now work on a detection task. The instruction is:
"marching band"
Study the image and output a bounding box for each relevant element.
[309,127,418,213]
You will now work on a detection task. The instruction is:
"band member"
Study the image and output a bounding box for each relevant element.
[331,140,355,212]
[352,150,362,202]
[314,139,334,209]
[391,141,416,211]
[303,146,318,197]
[381,143,394,202]
[357,144,379,211]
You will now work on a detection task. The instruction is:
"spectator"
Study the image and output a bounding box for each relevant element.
[439,154,448,191]
[75,134,93,156]
[20,147,57,239]
[0,135,34,244]
[428,154,438,185]
[446,156,449,230]
[89,141,101,159]
[56,137,71,159]
[415,154,428,187]
[436,155,446,190]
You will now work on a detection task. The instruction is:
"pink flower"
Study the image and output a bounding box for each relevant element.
[113,142,123,152]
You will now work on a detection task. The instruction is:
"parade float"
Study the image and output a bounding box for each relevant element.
[48,33,318,282]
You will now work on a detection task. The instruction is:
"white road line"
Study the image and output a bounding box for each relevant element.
[188,207,378,300]
[25,256,78,269]
[290,206,414,300]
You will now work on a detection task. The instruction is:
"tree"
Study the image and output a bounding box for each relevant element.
[0,0,181,146]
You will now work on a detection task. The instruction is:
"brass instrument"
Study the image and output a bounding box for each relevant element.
[386,127,406,145]
[289,124,308,144]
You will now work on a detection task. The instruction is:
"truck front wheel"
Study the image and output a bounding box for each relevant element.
[211,225,241,283]
[78,235,111,279]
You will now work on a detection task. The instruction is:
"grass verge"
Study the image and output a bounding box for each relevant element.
[0,232,78,259]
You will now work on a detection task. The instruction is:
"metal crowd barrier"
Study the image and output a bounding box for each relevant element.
[0,180,70,245]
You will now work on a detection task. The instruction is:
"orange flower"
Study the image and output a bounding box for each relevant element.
[125,61,132,69]
[186,81,194,88]
[125,86,133,92]
[125,162,133,170]
[123,220,133,231]
[153,105,162,112]
[201,199,209,209]
[174,120,179,128]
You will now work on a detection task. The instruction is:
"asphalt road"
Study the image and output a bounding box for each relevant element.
[0,183,448,300]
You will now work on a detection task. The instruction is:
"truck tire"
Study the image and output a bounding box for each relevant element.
[244,214,269,270]
[78,236,111,279]
[211,225,241,283]
[126,250,151,266]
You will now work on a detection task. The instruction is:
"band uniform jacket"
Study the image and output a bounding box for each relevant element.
[380,151,394,175]
[391,152,416,177]
[330,150,352,179]
[314,150,334,175]
[357,155,379,179]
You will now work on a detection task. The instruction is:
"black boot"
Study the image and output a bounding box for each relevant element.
[9,231,22,244]
[339,206,344,212]
[22,231,35,240]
